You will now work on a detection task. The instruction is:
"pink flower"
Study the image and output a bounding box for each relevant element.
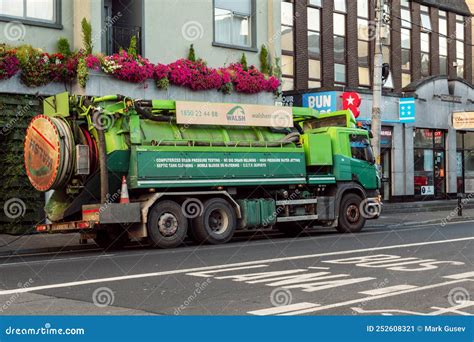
[85,55,101,71]
[0,51,19,80]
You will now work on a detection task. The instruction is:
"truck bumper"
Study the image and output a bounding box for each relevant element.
[364,196,383,219]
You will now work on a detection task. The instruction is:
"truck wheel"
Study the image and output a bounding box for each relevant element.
[94,229,128,250]
[192,198,237,245]
[147,200,188,248]
[336,193,366,233]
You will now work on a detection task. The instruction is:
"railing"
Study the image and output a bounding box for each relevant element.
[109,25,142,55]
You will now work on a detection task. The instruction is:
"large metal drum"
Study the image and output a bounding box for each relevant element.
[24,115,75,191]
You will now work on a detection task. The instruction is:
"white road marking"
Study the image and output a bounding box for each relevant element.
[0,254,115,267]
[0,236,472,296]
[248,302,320,316]
[277,279,473,315]
[444,271,474,279]
[359,284,418,296]
[187,265,268,278]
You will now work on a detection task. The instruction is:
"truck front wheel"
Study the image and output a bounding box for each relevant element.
[192,198,237,245]
[148,200,188,248]
[336,193,366,233]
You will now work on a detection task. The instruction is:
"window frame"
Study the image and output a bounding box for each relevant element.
[212,0,257,52]
[0,0,62,29]
[333,0,347,85]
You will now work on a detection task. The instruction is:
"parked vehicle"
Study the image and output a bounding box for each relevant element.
[25,92,381,249]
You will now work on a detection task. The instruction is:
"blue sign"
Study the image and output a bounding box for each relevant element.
[399,97,415,123]
[303,91,337,113]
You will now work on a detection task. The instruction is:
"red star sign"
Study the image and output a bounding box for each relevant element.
[342,92,361,118]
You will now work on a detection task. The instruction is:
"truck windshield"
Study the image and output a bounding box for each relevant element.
[350,134,375,164]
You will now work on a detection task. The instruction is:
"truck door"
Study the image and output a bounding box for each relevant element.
[348,133,377,189]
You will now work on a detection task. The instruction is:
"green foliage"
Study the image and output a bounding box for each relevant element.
[15,46,50,87]
[259,44,270,75]
[156,77,170,90]
[128,35,138,58]
[273,57,282,80]
[77,56,88,88]
[0,95,45,234]
[57,37,71,56]
[188,44,196,62]
[81,18,93,55]
[240,53,248,71]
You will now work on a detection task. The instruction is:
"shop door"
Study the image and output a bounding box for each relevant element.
[380,149,391,201]
[434,150,446,197]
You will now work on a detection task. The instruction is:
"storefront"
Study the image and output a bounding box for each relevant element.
[413,129,446,198]
[380,127,392,201]
[283,76,474,202]
[456,131,474,193]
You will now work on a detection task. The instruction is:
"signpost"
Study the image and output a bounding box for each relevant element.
[399,98,416,123]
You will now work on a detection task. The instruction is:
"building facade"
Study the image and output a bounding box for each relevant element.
[282,0,474,201]
[0,0,281,70]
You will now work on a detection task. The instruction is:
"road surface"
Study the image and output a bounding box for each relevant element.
[0,220,472,316]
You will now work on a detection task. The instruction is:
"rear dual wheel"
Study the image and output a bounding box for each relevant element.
[147,200,188,248]
[191,198,237,245]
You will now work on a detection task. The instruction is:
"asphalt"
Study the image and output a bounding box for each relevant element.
[0,217,472,316]
[1,204,473,256]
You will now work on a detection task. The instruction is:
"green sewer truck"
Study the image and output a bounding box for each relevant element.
[24,92,381,249]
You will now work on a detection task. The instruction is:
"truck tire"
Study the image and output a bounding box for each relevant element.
[94,228,128,250]
[192,198,237,245]
[336,193,366,233]
[147,200,188,248]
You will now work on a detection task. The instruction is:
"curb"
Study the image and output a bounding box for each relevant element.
[367,216,474,229]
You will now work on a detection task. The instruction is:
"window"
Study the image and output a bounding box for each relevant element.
[214,0,253,48]
[333,0,346,85]
[401,1,411,88]
[414,129,446,197]
[456,132,474,193]
[350,134,374,163]
[420,5,431,31]
[456,15,465,78]
[357,0,368,18]
[421,32,430,77]
[439,11,448,75]
[307,1,321,88]
[0,0,57,23]
[357,17,370,86]
[281,0,294,91]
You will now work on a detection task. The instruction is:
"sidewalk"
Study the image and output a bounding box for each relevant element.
[0,206,473,257]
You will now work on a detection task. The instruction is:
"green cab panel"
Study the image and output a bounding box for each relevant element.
[301,133,333,166]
